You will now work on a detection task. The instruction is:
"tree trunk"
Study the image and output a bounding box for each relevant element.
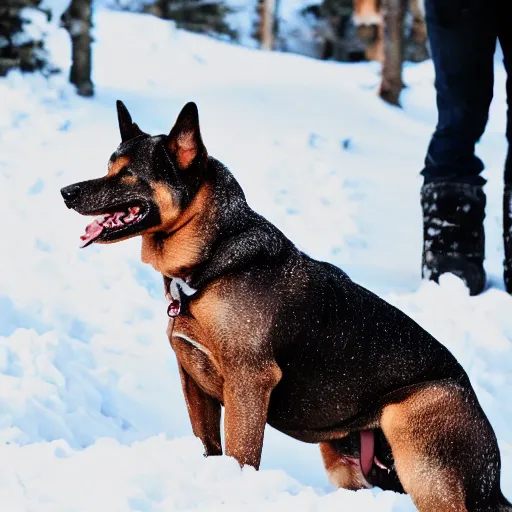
[409,0,426,44]
[353,0,380,26]
[379,0,406,106]
[0,0,51,76]
[406,0,428,62]
[353,0,383,62]
[61,0,93,96]
[260,0,276,50]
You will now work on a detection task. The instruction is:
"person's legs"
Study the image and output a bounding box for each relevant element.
[422,0,496,185]
[497,0,512,293]
[421,0,497,295]
[497,0,512,186]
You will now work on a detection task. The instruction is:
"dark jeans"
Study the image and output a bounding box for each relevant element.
[421,0,512,186]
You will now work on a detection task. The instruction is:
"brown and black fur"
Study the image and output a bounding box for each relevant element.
[61,101,511,511]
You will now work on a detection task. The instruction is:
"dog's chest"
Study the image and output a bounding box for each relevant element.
[167,317,224,402]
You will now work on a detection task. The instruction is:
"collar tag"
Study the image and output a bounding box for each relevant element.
[167,299,181,317]
[167,278,197,318]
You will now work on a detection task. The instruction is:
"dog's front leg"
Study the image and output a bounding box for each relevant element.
[223,364,282,469]
[178,365,222,457]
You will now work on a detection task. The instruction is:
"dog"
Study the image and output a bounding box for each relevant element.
[61,101,510,511]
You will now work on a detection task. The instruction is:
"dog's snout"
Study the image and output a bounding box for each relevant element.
[61,184,81,205]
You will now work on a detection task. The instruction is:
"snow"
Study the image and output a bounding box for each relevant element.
[0,6,511,509]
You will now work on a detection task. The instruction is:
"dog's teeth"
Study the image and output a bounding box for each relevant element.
[97,209,140,229]
[123,210,141,224]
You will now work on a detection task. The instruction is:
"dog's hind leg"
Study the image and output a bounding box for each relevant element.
[380,382,506,512]
[320,432,404,493]
[320,438,371,490]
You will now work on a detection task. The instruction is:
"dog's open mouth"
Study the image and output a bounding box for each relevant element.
[80,205,143,248]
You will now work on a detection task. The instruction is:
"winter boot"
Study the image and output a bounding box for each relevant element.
[421,182,486,295]
[504,186,512,294]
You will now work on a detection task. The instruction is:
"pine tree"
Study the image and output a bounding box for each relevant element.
[0,0,52,76]
[147,0,237,40]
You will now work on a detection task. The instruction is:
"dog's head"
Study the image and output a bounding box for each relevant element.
[61,101,208,247]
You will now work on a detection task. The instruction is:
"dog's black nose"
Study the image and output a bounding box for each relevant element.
[61,184,81,204]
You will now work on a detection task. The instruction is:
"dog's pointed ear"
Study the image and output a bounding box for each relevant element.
[168,102,206,170]
[116,100,146,142]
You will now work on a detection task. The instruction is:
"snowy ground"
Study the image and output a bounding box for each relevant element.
[1,7,511,510]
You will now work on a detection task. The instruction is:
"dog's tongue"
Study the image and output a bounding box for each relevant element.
[79,208,140,248]
[80,219,105,248]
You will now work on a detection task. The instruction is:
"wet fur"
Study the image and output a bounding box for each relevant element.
[61,102,511,512]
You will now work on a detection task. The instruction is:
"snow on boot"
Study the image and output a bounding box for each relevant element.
[421,182,486,296]
[504,186,512,294]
